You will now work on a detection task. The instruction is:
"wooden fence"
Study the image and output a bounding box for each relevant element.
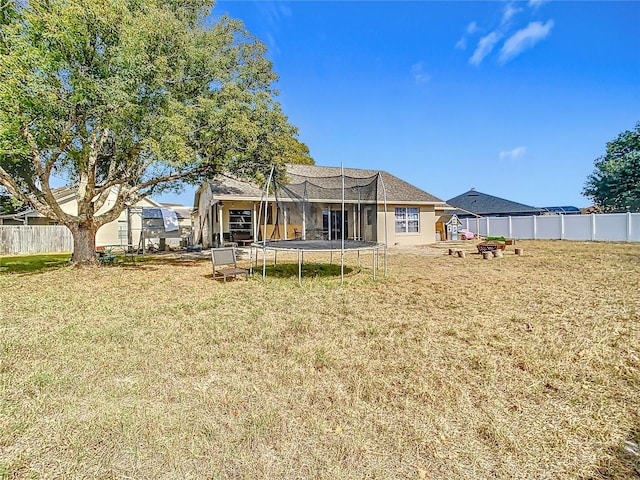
[0,225,73,255]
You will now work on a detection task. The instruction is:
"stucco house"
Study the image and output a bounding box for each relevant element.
[0,186,192,249]
[192,164,448,248]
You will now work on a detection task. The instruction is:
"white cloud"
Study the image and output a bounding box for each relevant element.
[499,146,526,160]
[411,62,432,84]
[264,33,280,56]
[253,2,292,56]
[258,1,292,26]
[456,21,479,50]
[498,20,554,63]
[528,0,549,10]
[502,3,522,25]
[469,31,502,66]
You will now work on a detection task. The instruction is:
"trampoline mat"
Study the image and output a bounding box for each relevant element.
[258,239,380,251]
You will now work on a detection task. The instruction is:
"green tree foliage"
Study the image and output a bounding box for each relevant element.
[0,0,313,262]
[583,123,640,212]
[0,186,23,215]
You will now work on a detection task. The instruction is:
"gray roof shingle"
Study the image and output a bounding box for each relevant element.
[208,174,264,199]
[208,164,444,205]
[447,189,544,216]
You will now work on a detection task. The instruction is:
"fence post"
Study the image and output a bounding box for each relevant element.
[533,215,537,239]
[628,212,632,242]
[591,213,596,241]
[508,216,512,238]
[486,217,490,237]
[560,214,565,240]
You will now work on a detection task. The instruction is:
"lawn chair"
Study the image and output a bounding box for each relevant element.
[211,247,249,282]
[95,246,116,265]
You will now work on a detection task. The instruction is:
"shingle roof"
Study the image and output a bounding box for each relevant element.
[0,186,77,219]
[208,164,444,205]
[289,164,443,203]
[447,189,544,216]
[208,174,264,199]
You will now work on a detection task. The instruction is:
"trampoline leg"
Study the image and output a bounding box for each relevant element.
[384,246,387,277]
[372,249,376,280]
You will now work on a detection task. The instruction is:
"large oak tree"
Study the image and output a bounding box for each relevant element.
[0,0,312,263]
[583,123,640,213]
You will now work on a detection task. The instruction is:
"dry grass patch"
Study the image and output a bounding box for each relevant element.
[1,241,639,479]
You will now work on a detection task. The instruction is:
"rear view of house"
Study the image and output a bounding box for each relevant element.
[192,164,448,249]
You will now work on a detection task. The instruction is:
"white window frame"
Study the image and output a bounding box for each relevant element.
[395,206,419,233]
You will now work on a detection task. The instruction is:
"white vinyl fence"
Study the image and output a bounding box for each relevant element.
[0,225,73,255]
[461,212,640,242]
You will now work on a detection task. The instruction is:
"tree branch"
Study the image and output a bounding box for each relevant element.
[134,165,206,194]
[44,115,81,176]
[94,185,131,227]
[0,165,31,206]
[0,165,68,221]
[21,125,69,221]
[22,124,44,178]
[77,126,109,218]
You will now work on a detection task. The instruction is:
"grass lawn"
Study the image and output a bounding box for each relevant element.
[0,253,71,273]
[0,240,638,479]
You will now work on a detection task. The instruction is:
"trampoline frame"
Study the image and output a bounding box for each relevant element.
[251,240,386,286]
[255,164,389,286]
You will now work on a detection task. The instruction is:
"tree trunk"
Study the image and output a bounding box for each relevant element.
[69,221,98,265]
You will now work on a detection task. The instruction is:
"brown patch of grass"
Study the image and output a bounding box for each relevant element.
[1,241,639,478]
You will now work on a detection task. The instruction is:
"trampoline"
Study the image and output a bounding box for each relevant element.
[252,239,386,285]
[253,165,388,285]
[259,239,378,251]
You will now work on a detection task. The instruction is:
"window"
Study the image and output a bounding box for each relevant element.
[395,207,419,233]
[366,207,374,226]
[229,209,252,234]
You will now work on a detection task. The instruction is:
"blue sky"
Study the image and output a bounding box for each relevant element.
[157,0,640,209]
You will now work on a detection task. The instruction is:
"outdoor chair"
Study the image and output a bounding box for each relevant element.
[95,246,116,265]
[211,247,249,282]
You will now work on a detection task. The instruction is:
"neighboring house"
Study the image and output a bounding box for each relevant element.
[0,186,192,249]
[0,186,78,226]
[446,189,545,218]
[541,206,581,215]
[193,164,448,248]
[136,203,193,250]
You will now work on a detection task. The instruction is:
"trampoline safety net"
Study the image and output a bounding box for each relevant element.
[263,171,380,248]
